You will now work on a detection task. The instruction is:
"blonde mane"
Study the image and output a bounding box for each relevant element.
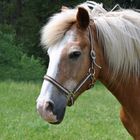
[41,1,105,47]
[41,9,77,48]
[41,1,140,78]
[93,9,140,78]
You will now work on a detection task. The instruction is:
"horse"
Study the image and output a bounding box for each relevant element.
[36,1,140,139]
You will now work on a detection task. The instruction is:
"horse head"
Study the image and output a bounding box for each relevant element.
[36,7,102,124]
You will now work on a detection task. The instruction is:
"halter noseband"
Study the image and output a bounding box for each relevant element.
[44,25,101,106]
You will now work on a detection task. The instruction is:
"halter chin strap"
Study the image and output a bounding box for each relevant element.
[43,25,101,106]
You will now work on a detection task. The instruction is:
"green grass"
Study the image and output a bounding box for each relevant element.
[0,81,132,140]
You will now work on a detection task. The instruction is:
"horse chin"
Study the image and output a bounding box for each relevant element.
[54,107,66,124]
[39,106,66,125]
[49,120,63,125]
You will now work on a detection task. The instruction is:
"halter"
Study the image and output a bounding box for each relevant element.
[44,25,101,106]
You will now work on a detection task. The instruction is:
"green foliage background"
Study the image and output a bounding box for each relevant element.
[0,24,45,81]
[0,0,139,81]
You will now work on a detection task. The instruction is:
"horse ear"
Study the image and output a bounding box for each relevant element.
[61,6,69,12]
[76,7,90,29]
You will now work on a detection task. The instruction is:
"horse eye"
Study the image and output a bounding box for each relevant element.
[69,51,81,59]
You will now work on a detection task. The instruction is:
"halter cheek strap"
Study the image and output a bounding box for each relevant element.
[44,69,95,106]
[44,26,101,106]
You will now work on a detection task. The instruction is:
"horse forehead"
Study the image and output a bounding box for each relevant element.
[48,29,76,55]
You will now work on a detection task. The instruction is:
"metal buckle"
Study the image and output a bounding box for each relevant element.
[67,93,74,106]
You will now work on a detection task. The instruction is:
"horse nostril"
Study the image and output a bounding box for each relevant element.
[45,101,54,112]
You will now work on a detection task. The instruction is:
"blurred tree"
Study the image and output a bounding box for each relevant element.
[114,0,140,8]
[134,0,140,8]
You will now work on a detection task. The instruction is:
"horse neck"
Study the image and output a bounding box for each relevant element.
[98,56,140,108]
[91,22,139,107]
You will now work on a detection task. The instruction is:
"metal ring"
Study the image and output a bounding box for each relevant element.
[90,50,96,60]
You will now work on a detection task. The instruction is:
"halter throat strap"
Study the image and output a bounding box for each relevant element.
[44,25,101,106]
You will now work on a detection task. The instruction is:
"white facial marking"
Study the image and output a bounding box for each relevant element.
[37,30,78,105]
[37,39,65,105]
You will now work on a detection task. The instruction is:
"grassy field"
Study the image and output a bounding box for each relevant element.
[0,81,132,140]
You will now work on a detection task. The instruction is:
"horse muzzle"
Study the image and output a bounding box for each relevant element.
[37,98,66,124]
